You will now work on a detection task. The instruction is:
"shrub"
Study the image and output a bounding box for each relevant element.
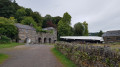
[0,35,11,44]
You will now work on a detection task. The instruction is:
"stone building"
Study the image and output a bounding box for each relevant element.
[102,30,120,43]
[15,23,57,44]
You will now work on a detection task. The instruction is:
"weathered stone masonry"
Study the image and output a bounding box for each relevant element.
[15,23,57,44]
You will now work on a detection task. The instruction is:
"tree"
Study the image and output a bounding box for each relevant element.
[25,8,33,16]
[21,17,41,32]
[0,17,16,24]
[0,0,15,18]
[42,14,52,28]
[46,21,57,28]
[83,21,88,36]
[31,12,43,27]
[0,17,18,40]
[62,12,71,25]
[74,22,85,36]
[58,12,73,40]
[15,8,26,22]
[21,17,37,27]
[52,16,62,25]
[98,30,103,37]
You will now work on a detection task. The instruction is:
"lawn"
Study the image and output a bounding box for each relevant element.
[51,48,77,67]
[0,53,9,64]
[0,43,24,49]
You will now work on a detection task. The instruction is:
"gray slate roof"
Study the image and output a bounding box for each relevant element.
[102,30,120,37]
[15,23,36,30]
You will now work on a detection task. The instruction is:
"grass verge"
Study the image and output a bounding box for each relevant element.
[0,53,9,64]
[51,48,77,67]
[0,43,24,49]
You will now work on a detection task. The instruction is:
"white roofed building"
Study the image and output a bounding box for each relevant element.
[60,36,104,43]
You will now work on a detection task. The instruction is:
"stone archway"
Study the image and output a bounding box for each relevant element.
[25,38,31,44]
[38,38,41,43]
[44,38,47,43]
[49,38,51,43]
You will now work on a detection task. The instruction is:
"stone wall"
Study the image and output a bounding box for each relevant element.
[103,36,120,43]
[18,28,37,43]
[18,27,57,44]
[55,42,120,67]
[37,30,57,44]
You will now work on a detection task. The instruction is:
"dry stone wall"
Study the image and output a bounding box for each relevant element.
[55,42,120,67]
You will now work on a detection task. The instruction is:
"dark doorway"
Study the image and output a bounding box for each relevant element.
[44,38,47,43]
[49,38,51,43]
[38,38,41,43]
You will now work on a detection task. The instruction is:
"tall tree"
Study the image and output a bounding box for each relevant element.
[74,22,85,36]
[15,8,26,22]
[52,16,62,25]
[0,0,15,18]
[42,14,52,28]
[62,12,71,25]
[31,12,43,27]
[58,12,73,40]
[83,21,88,36]
[98,30,103,37]
[25,8,33,16]
[0,17,18,39]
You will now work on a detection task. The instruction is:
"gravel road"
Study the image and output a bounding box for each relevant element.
[0,45,63,67]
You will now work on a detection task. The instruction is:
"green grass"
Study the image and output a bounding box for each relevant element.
[51,48,77,67]
[0,53,9,64]
[0,42,24,49]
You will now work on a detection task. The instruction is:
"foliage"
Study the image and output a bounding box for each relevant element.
[51,48,77,67]
[0,35,11,44]
[83,21,88,36]
[31,11,43,27]
[98,30,103,37]
[62,12,71,24]
[58,12,73,40]
[21,17,36,26]
[74,22,85,36]
[52,16,62,25]
[21,17,42,32]
[56,42,120,67]
[46,21,57,28]
[15,8,26,22]
[25,8,33,16]
[0,0,15,18]
[42,14,52,28]
[0,18,18,39]
[0,53,9,64]
[0,17,16,24]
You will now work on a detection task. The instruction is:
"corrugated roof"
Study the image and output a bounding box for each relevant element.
[15,23,36,30]
[102,30,120,37]
[60,36,104,41]
[42,27,54,30]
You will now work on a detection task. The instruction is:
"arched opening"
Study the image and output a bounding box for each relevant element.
[44,38,47,43]
[25,38,31,44]
[38,38,41,43]
[54,40,56,43]
[49,38,51,43]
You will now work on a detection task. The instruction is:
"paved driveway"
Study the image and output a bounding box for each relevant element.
[0,45,63,67]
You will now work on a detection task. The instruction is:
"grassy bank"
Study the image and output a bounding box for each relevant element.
[0,43,24,49]
[51,48,76,67]
[0,53,9,64]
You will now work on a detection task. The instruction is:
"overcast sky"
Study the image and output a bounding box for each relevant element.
[16,0,120,32]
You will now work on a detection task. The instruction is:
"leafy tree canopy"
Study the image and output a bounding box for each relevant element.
[74,22,85,36]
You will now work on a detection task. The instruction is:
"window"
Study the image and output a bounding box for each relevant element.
[116,37,120,40]
[107,38,111,40]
